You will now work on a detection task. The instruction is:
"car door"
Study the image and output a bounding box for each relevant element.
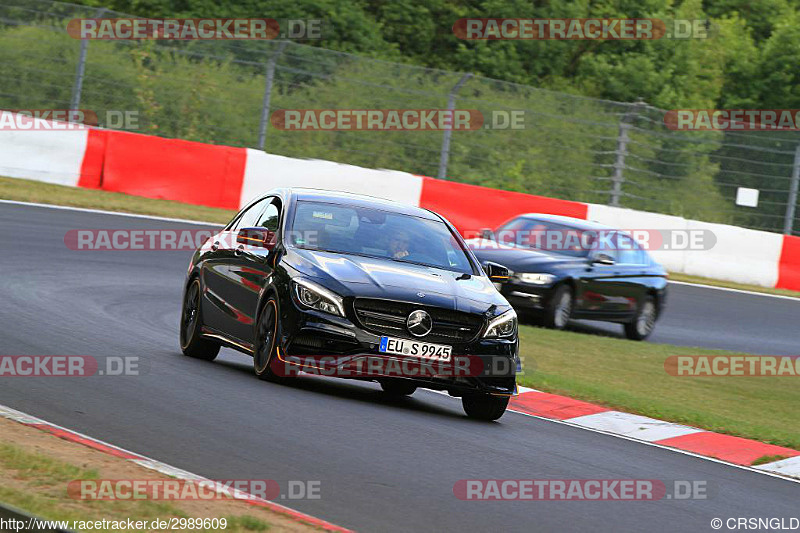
[226,198,282,343]
[579,232,630,315]
[202,197,271,339]
[612,233,651,316]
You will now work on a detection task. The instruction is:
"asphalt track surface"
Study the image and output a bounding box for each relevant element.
[1,202,798,532]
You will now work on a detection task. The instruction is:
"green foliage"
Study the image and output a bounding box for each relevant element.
[5,0,800,231]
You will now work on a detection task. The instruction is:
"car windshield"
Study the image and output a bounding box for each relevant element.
[494,218,593,258]
[289,200,475,274]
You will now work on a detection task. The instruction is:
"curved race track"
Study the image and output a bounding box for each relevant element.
[0,202,798,532]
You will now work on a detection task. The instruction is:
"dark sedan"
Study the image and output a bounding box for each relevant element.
[467,214,667,340]
[180,188,519,420]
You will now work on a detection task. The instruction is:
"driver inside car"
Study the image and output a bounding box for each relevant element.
[388,230,412,259]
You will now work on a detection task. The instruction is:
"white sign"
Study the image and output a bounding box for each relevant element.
[735,187,759,207]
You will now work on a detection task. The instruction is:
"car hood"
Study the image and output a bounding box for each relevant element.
[465,238,588,273]
[286,248,507,314]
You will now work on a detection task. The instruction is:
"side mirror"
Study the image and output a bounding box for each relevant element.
[482,261,510,281]
[237,227,277,250]
[592,253,615,266]
[481,228,495,240]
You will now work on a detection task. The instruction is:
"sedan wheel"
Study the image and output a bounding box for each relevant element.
[254,298,284,381]
[180,279,220,360]
[544,285,573,330]
[624,296,657,341]
[462,394,509,421]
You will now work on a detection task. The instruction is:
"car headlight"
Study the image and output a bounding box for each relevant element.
[518,273,556,285]
[483,309,517,339]
[292,278,345,317]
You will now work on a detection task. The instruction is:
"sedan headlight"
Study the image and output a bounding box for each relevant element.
[518,273,556,285]
[483,309,517,339]
[292,278,345,317]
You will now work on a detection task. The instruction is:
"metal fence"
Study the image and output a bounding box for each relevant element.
[2,0,799,235]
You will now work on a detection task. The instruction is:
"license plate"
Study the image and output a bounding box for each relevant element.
[379,336,452,361]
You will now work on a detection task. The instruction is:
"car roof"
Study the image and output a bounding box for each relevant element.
[272,188,440,220]
[511,213,617,231]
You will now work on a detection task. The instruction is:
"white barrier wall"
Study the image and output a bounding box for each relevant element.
[681,220,782,287]
[0,112,88,186]
[240,150,424,208]
[587,204,783,286]
[0,125,791,289]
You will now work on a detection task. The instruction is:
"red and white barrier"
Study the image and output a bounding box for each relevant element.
[0,111,89,186]
[2,116,799,291]
[240,150,423,207]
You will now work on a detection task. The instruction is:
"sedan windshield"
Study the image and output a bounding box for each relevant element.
[289,200,475,274]
[495,218,592,258]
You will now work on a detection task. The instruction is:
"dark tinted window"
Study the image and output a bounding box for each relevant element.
[257,201,281,231]
[232,198,270,231]
[494,217,590,258]
[289,201,474,274]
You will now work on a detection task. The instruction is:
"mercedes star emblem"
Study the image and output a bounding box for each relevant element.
[406,309,433,337]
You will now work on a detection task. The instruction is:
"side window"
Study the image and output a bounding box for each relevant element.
[600,247,619,263]
[256,200,281,231]
[232,198,270,231]
[616,234,645,265]
[593,232,619,263]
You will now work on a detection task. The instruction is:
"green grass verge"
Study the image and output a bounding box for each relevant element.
[0,442,272,532]
[0,176,236,224]
[516,325,800,451]
[750,454,792,466]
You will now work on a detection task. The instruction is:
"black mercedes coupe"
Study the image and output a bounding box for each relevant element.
[180,188,519,420]
[467,214,667,340]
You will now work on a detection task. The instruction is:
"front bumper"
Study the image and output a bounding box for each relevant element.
[497,281,555,311]
[280,299,519,396]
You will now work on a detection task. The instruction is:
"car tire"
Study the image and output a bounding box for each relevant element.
[253,297,285,382]
[624,295,657,341]
[380,380,417,397]
[544,284,572,330]
[180,278,220,361]
[462,394,509,421]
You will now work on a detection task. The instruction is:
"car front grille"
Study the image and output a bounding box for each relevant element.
[353,298,485,343]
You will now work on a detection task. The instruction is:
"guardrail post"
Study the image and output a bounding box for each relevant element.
[610,124,629,207]
[784,143,800,235]
[69,8,106,114]
[257,41,288,151]
[609,99,644,207]
[69,39,88,112]
[437,73,472,180]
